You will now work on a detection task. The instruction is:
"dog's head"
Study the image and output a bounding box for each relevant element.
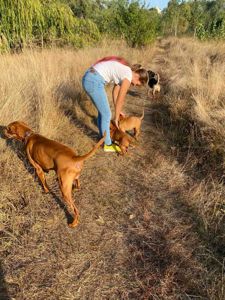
[120,132,137,154]
[120,136,131,154]
[4,121,33,141]
[147,70,160,89]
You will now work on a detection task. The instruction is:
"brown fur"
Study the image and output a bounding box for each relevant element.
[119,110,144,138]
[4,121,105,228]
[110,121,134,154]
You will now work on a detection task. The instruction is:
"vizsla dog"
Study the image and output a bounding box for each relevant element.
[4,121,105,228]
[119,110,144,139]
[147,70,161,97]
[110,121,134,154]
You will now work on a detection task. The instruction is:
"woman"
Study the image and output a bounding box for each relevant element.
[82,56,148,153]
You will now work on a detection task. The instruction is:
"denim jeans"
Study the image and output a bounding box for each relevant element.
[82,69,112,145]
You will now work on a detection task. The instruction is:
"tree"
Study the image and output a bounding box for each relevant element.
[100,0,161,47]
[0,0,100,51]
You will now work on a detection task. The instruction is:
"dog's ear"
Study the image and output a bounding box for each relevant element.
[110,121,116,130]
[119,114,125,120]
[147,70,156,78]
[154,73,159,83]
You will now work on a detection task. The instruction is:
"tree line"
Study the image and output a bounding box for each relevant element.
[0,0,225,52]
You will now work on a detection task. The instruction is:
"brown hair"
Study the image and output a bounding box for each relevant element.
[131,64,149,85]
[93,56,130,66]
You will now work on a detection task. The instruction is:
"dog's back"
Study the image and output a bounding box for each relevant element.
[119,109,144,132]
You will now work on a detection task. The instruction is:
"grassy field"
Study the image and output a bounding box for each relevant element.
[0,38,225,299]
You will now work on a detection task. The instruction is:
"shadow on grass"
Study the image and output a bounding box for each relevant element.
[0,262,11,300]
[50,190,74,225]
[145,103,225,181]
[123,177,220,299]
[56,82,99,142]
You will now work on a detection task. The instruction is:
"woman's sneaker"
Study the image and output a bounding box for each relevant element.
[104,143,121,153]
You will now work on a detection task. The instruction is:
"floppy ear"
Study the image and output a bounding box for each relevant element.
[110,121,116,130]
[153,73,158,81]
[119,114,125,120]
[147,70,156,78]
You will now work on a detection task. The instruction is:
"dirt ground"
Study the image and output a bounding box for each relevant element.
[1,41,224,300]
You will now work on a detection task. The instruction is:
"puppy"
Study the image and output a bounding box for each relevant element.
[119,110,144,139]
[4,121,105,228]
[110,121,134,154]
[147,70,160,97]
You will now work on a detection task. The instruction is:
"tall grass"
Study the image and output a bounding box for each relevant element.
[1,37,225,299]
[153,37,225,266]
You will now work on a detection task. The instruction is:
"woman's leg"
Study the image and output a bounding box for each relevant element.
[82,72,112,145]
[97,113,102,137]
[98,94,111,145]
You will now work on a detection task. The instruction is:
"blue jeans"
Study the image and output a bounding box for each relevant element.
[82,69,112,145]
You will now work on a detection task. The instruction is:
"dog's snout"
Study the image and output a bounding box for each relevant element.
[4,126,9,134]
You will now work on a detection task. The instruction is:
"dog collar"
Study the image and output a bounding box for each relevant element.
[24,130,34,142]
[25,131,33,138]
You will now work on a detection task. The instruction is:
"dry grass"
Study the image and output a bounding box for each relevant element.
[0,37,225,299]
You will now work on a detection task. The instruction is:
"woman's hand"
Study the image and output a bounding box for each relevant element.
[113,118,119,128]
[115,78,130,122]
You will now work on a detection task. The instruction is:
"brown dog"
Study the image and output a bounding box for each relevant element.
[118,110,144,138]
[4,121,105,228]
[110,121,134,154]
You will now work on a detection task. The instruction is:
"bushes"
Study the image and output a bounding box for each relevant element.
[96,1,160,48]
[1,0,225,52]
[0,0,162,52]
[115,2,160,47]
[0,0,100,51]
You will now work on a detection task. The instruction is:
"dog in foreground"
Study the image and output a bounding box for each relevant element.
[119,110,144,139]
[4,121,105,228]
[110,121,134,154]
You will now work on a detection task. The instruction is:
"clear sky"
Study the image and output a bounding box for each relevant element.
[147,0,169,10]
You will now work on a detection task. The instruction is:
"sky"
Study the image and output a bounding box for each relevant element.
[147,0,169,10]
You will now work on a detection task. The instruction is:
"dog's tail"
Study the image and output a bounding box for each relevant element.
[75,132,106,162]
[140,109,145,120]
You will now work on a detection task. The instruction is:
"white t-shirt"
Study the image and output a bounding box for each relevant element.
[93,61,132,85]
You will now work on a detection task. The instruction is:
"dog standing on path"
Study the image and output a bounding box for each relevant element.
[4,121,105,228]
[147,70,161,98]
[119,110,144,139]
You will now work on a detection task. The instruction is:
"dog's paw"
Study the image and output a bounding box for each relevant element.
[68,220,79,228]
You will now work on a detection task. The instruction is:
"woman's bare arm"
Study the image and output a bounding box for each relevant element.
[112,84,120,108]
[114,78,130,126]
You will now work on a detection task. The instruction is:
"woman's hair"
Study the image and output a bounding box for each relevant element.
[131,64,149,85]
[93,56,129,66]
[93,56,148,85]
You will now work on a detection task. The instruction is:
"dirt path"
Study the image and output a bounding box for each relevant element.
[2,43,218,300]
